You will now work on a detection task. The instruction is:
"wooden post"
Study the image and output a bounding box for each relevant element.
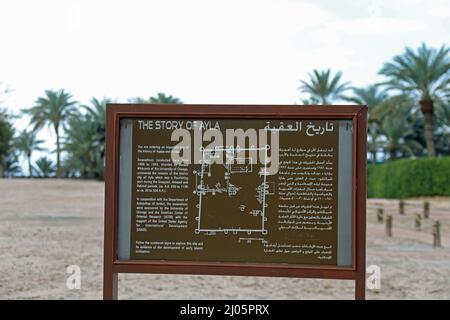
[415,214,421,231]
[399,200,405,215]
[432,221,441,248]
[423,201,430,219]
[386,215,393,237]
[377,208,384,223]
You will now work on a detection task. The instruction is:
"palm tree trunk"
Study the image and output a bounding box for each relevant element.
[420,100,436,157]
[55,127,61,178]
[371,151,377,164]
[390,150,396,160]
[28,154,32,178]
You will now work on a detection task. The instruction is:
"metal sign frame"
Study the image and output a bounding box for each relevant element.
[103,104,367,300]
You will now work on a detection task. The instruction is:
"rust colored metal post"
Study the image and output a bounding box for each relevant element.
[104,104,119,299]
[355,278,366,300]
[354,106,367,300]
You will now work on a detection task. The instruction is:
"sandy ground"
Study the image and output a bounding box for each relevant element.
[0,179,449,300]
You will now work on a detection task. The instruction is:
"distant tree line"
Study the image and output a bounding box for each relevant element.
[0,92,182,178]
[0,43,449,179]
[298,43,450,162]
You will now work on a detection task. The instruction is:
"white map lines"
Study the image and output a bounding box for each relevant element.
[193,145,271,236]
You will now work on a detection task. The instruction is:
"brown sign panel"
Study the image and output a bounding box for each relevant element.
[104,105,367,300]
[130,119,339,265]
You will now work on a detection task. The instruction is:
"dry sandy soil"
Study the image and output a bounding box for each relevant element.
[0,179,449,299]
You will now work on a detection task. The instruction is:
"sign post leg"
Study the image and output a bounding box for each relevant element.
[104,270,118,300]
[355,278,365,300]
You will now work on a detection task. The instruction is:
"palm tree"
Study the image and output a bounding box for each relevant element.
[62,97,114,179]
[63,110,103,179]
[372,94,426,159]
[83,97,114,164]
[0,108,16,177]
[299,69,351,104]
[345,86,388,113]
[345,85,389,163]
[379,43,450,157]
[23,89,77,177]
[14,130,45,177]
[127,97,149,104]
[149,92,182,104]
[299,96,320,105]
[35,156,55,178]
[3,152,21,177]
[128,92,183,104]
[434,101,450,156]
[380,115,423,160]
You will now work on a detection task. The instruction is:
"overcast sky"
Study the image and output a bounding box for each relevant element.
[1,0,450,166]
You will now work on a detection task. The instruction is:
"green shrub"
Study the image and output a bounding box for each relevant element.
[367,157,450,198]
